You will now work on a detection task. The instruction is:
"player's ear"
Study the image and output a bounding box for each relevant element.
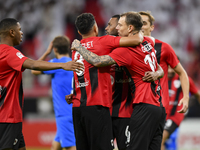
[150,25,154,32]
[53,47,57,53]
[9,29,15,37]
[128,25,134,33]
[94,24,98,36]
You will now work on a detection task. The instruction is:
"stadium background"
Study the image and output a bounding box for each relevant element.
[1,0,200,149]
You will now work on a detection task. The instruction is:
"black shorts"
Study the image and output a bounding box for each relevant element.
[73,105,114,150]
[112,117,130,150]
[164,119,178,136]
[127,103,166,150]
[0,122,25,150]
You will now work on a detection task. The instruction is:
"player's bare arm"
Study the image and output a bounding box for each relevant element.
[119,31,144,46]
[142,63,164,82]
[23,58,84,72]
[173,63,189,113]
[72,39,116,67]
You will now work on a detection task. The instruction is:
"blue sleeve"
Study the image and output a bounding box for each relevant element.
[42,59,56,75]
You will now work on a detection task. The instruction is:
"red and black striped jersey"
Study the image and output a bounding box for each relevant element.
[0,44,28,123]
[154,39,179,114]
[109,37,162,107]
[167,74,198,126]
[72,35,121,108]
[110,65,133,118]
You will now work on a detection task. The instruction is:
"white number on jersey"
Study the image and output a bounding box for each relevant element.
[74,51,85,76]
[144,52,157,72]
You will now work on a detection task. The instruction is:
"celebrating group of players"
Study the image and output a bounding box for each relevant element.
[1,10,199,150]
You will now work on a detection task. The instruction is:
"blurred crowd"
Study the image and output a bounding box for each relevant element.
[1,0,200,116]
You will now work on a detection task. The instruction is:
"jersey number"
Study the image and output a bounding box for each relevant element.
[74,51,85,76]
[144,52,156,72]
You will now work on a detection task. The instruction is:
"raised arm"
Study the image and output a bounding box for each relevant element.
[31,42,53,75]
[173,63,189,113]
[71,39,116,67]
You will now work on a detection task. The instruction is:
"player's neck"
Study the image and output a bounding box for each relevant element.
[82,32,97,39]
[0,38,14,46]
[57,54,70,59]
[144,32,151,36]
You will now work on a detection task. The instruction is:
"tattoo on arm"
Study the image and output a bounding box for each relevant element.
[76,44,116,67]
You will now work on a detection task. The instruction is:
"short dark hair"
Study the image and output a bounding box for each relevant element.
[75,13,95,35]
[0,18,18,37]
[52,36,70,55]
[112,14,120,21]
[120,12,143,31]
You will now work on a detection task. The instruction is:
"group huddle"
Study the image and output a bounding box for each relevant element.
[1,10,196,150]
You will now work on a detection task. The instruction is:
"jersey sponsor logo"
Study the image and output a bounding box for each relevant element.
[169,89,175,97]
[141,41,153,53]
[16,52,25,59]
[169,100,178,106]
[116,78,131,83]
[75,78,89,88]
[13,138,18,145]
[111,65,125,72]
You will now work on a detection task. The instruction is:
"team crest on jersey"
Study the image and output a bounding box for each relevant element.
[141,41,153,53]
[173,80,181,89]
[16,52,24,59]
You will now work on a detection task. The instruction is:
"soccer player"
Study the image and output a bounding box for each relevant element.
[105,15,120,36]
[163,65,200,150]
[105,14,132,150]
[0,18,83,150]
[31,36,76,150]
[138,11,190,150]
[71,13,144,150]
[139,11,189,114]
[71,11,166,150]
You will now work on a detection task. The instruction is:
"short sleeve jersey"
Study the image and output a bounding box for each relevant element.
[167,74,198,126]
[110,64,133,118]
[109,37,161,107]
[72,35,121,107]
[43,57,74,117]
[0,44,28,123]
[154,39,179,114]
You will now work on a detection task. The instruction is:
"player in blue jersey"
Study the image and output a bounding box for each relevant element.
[31,36,76,150]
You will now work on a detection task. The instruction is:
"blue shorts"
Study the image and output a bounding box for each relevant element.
[54,116,76,148]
